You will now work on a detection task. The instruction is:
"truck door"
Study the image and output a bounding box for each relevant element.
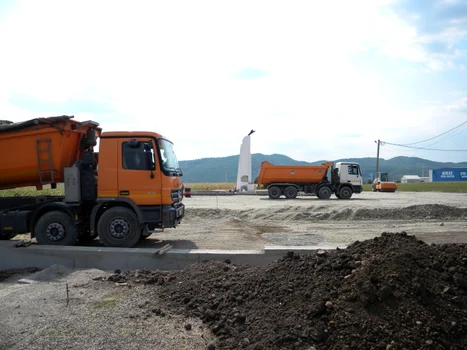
[340,164,362,186]
[117,138,162,206]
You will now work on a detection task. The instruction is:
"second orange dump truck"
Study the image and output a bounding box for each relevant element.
[0,116,185,247]
[257,161,363,199]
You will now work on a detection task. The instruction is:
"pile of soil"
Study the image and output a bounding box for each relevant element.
[353,204,467,221]
[105,232,467,349]
[187,204,467,222]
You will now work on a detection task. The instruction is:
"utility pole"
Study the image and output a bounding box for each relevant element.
[375,139,380,177]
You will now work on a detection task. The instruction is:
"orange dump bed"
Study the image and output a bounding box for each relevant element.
[257,161,332,185]
[0,116,99,190]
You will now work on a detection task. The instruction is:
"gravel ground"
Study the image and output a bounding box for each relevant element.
[1,191,466,349]
[0,266,214,350]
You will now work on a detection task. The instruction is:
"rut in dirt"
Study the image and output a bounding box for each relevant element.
[106,232,467,350]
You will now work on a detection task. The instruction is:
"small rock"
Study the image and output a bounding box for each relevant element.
[325,301,333,309]
[440,222,444,226]
[184,323,192,331]
[317,250,328,256]
[114,269,121,274]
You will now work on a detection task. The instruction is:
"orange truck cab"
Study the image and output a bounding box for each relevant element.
[0,116,184,247]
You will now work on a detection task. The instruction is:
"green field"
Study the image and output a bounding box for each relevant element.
[0,185,64,197]
[362,182,467,192]
[2,181,467,197]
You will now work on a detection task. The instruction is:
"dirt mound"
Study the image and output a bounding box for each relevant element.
[103,233,467,349]
[354,204,467,221]
[187,204,467,222]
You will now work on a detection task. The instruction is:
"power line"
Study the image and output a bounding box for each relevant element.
[422,127,467,148]
[382,141,467,151]
[401,120,467,146]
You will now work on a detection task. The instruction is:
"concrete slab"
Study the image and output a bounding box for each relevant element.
[0,241,338,271]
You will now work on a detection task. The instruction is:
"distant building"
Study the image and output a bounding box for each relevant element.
[429,168,467,182]
[401,175,422,183]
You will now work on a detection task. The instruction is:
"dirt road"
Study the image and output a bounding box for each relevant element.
[147,191,467,250]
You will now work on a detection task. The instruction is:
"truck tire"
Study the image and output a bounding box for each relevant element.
[35,211,77,246]
[284,186,298,199]
[268,186,282,199]
[97,207,141,247]
[317,186,332,200]
[339,186,353,200]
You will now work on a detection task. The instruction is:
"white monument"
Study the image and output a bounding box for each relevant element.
[236,129,255,192]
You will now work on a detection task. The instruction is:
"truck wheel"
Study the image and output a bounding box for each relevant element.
[268,186,282,199]
[317,186,332,200]
[35,211,77,246]
[284,186,298,199]
[339,186,353,200]
[97,207,141,247]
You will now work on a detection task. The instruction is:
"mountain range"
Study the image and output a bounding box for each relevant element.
[179,154,467,183]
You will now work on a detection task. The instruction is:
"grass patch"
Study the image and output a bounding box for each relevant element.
[91,292,123,309]
[0,184,64,197]
[184,182,236,191]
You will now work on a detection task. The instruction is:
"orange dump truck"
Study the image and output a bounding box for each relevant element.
[0,116,185,247]
[257,161,363,199]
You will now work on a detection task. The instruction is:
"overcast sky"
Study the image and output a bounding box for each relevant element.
[1,0,466,162]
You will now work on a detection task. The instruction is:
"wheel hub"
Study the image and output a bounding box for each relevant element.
[109,218,129,239]
[45,222,66,242]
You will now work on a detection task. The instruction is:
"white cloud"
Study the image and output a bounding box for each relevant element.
[0,0,466,162]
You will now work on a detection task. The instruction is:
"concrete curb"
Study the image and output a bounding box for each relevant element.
[0,241,342,271]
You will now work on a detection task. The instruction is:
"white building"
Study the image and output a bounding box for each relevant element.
[401,175,422,183]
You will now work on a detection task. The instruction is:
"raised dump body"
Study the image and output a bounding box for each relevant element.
[257,161,333,185]
[0,116,99,190]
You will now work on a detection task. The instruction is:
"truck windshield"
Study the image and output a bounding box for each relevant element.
[158,138,182,176]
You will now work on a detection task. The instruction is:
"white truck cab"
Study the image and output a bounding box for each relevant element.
[335,162,363,191]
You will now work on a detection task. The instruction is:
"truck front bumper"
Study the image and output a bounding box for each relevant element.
[162,203,185,228]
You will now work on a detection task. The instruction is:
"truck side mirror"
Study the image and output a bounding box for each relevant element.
[145,152,155,171]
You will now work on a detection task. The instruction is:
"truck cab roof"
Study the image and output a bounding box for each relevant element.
[101,131,166,140]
